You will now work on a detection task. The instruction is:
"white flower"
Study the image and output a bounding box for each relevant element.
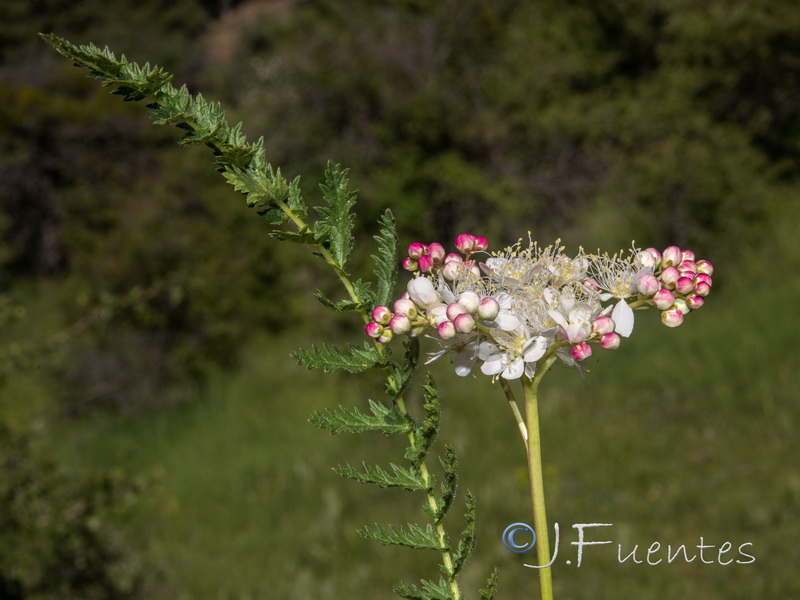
[477,333,549,380]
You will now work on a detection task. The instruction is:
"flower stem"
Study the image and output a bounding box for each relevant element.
[522,355,558,600]
[499,379,528,448]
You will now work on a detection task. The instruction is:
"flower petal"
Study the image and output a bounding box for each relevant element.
[493,311,521,331]
[453,351,475,376]
[611,300,634,337]
[502,358,525,380]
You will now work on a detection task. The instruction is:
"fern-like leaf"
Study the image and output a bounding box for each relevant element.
[316,162,357,269]
[335,462,426,491]
[394,578,453,600]
[359,523,441,550]
[479,568,500,600]
[452,492,477,576]
[292,342,383,374]
[310,400,409,435]
[371,209,398,307]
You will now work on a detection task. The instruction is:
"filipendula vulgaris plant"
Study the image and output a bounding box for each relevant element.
[41,35,715,600]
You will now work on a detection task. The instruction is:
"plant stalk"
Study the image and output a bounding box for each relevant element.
[522,355,558,600]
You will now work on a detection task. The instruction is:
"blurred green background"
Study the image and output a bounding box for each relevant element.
[1,0,798,598]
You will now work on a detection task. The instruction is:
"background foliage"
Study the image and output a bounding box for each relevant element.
[1,0,798,598]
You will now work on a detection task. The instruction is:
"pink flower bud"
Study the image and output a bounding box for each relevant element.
[694,281,711,297]
[660,266,681,288]
[696,259,713,275]
[571,342,592,361]
[365,322,383,338]
[454,233,476,254]
[673,298,690,315]
[592,315,616,335]
[681,250,696,262]
[661,307,684,328]
[407,242,428,259]
[377,329,393,343]
[686,294,705,310]
[402,257,418,272]
[678,259,697,274]
[393,298,417,318]
[636,248,662,268]
[444,253,463,264]
[473,236,489,251]
[653,288,675,310]
[453,313,475,334]
[477,296,500,320]
[389,313,411,335]
[675,275,695,295]
[662,246,682,267]
[437,321,456,340]
[695,273,712,287]
[446,302,468,321]
[417,254,434,273]
[371,305,393,325]
[600,332,621,350]
[457,291,481,314]
[427,243,446,264]
[636,273,660,296]
[442,261,461,281]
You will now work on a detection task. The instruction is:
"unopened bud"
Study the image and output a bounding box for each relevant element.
[694,281,711,297]
[653,288,675,310]
[636,273,660,296]
[371,305,393,325]
[402,257,417,272]
[393,298,417,318]
[442,261,461,281]
[389,313,411,335]
[437,321,456,340]
[592,315,616,335]
[453,313,475,334]
[681,250,696,262]
[473,236,489,252]
[661,307,684,328]
[675,275,695,295]
[660,266,681,288]
[446,302,468,321]
[696,259,713,275]
[427,304,449,327]
[477,296,500,320]
[457,291,481,314]
[454,233,477,254]
[695,273,712,287]
[636,248,662,268]
[444,253,463,264]
[600,332,621,350]
[428,243,446,264]
[582,277,601,291]
[464,260,481,277]
[686,294,705,310]
[408,242,428,259]
[377,329,393,343]
[417,255,434,273]
[571,342,592,361]
[662,246,682,267]
[673,298,690,315]
[678,259,697,274]
[365,322,383,338]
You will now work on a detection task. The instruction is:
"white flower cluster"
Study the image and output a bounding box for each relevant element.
[366,235,713,381]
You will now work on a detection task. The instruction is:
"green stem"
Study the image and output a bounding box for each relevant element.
[499,379,528,449]
[522,355,558,600]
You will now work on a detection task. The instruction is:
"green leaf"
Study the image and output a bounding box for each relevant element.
[316,162,357,269]
[479,568,500,600]
[387,338,420,398]
[371,209,399,307]
[359,523,441,551]
[335,462,426,491]
[436,446,458,523]
[310,400,409,435]
[292,342,383,374]
[394,578,453,600]
[452,492,477,576]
